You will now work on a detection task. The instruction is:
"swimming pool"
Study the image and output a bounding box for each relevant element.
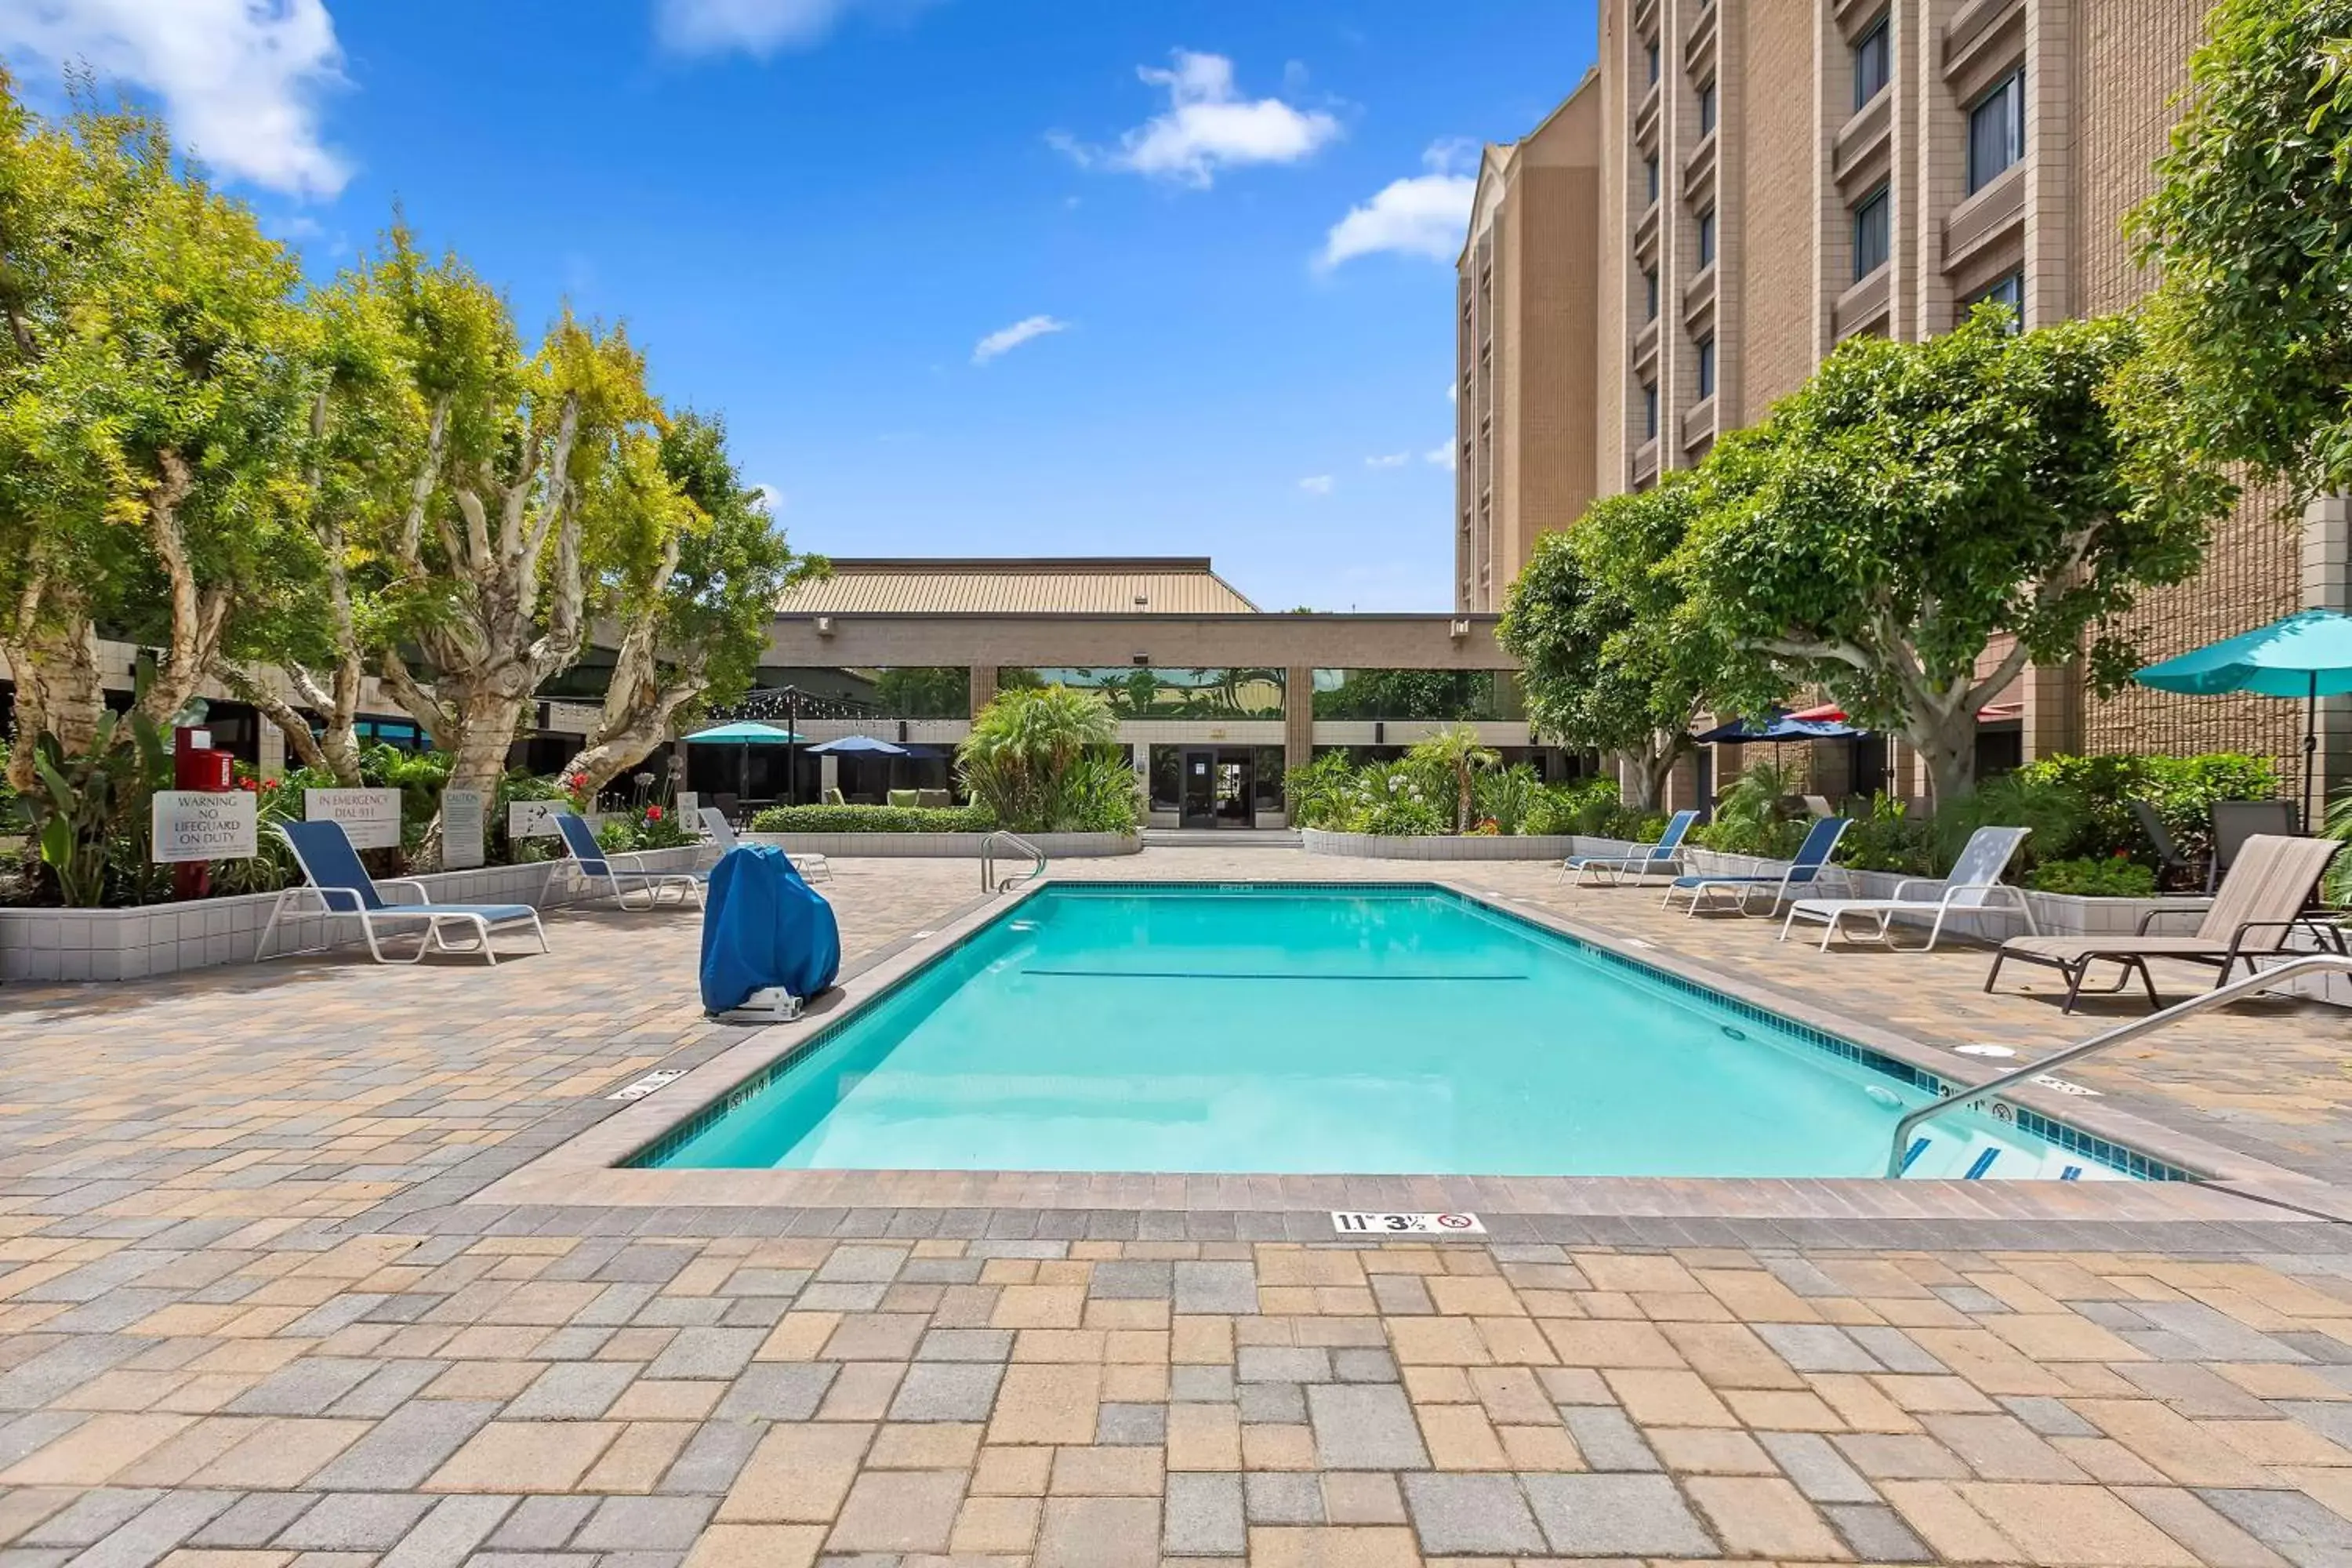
[641,884,2166,1181]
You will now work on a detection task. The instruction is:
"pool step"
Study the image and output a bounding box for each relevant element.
[1896,1128,2124,1181]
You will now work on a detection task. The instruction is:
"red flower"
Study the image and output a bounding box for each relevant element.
[645,805,663,822]
[260,778,281,790]
[237,777,259,791]
[565,772,587,790]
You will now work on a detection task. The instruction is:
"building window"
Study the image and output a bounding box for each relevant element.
[1643,268,1659,320]
[1696,208,1716,269]
[1698,79,1717,136]
[1641,382,1659,441]
[1965,269,2024,329]
[1646,38,1661,84]
[1645,154,1660,204]
[1968,69,2025,194]
[1851,184,1889,279]
[1853,13,1890,111]
[1696,337,1716,401]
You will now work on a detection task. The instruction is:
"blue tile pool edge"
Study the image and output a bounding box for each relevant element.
[618,880,2197,1182]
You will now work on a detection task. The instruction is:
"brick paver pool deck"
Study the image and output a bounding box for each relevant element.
[8,846,2352,1566]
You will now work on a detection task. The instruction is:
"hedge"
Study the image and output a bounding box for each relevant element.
[747,804,996,833]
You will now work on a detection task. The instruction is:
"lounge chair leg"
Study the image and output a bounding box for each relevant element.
[2061,959,2088,1014]
[1983,951,2006,994]
[1777,906,1797,942]
[2134,959,2162,1010]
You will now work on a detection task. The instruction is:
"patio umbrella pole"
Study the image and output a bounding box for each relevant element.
[2307,671,2319,835]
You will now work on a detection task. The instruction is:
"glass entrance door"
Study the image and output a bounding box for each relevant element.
[1181,749,1218,827]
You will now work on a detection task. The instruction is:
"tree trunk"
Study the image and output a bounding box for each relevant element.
[445,689,528,800]
[1,614,103,790]
[1456,765,1472,833]
[1910,709,1978,808]
[1619,735,1682,814]
[221,664,330,775]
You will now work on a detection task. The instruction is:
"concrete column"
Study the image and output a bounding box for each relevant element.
[1283,665,1315,772]
[819,754,840,804]
[257,720,288,779]
[2018,656,2082,763]
[2305,495,2352,820]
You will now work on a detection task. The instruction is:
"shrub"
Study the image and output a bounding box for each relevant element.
[1693,759,1807,856]
[1524,778,1620,837]
[2014,752,2278,871]
[1474,764,1542,835]
[1284,751,1359,829]
[750,804,996,833]
[596,818,642,853]
[957,686,1131,833]
[1835,791,1935,875]
[2027,855,2159,898]
[1933,771,2086,874]
[1358,797,1446,836]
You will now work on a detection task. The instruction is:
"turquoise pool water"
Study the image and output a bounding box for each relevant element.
[644,884,2150,1180]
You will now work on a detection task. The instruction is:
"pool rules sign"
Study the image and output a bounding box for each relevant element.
[151,790,257,862]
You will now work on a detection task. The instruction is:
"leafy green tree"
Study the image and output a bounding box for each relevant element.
[560,412,822,793]
[956,684,1125,832]
[1678,311,2226,804]
[1499,477,1739,809]
[2130,0,2352,505]
[0,75,318,787]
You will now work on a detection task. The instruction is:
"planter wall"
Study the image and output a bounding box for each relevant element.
[743,831,1142,860]
[1300,827,1579,861]
[0,845,710,983]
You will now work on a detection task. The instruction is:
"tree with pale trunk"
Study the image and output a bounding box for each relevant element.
[0,76,316,797]
[1675,310,2230,804]
[357,234,667,847]
[1500,477,1745,811]
[559,412,819,796]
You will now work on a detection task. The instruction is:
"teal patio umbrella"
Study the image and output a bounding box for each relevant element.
[685,721,804,803]
[2132,608,2352,830]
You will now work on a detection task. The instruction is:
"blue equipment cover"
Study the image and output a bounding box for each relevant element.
[699,844,840,1014]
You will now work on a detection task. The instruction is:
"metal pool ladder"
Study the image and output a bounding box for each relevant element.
[1885,952,2352,1177]
[980,829,1046,893]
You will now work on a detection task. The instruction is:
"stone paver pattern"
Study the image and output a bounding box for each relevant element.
[5,846,2352,1565]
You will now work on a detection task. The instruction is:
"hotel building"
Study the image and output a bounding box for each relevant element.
[1459,0,2352,802]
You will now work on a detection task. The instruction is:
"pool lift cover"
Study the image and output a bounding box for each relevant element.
[699,844,840,1022]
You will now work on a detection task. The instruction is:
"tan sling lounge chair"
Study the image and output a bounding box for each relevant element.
[1984,833,2345,1012]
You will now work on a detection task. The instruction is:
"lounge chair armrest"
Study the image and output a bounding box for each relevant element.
[2135,903,2209,935]
[1890,878,1948,900]
[1936,880,2014,906]
[376,879,433,906]
[310,885,370,914]
[2224,917,2318,956]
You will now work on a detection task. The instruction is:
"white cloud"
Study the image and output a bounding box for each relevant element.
[1425,445,1455,470]
[655,0,884,55]
[1298,474,1334,495]
[1319,140,1478,271]
[751,482,786,513]
[971,314,1069,365]
[0,0,350,198]
[1053,49,1341,188]
[1364,452,1408,469]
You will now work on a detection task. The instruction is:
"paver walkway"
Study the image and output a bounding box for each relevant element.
[5,847,2352,1566]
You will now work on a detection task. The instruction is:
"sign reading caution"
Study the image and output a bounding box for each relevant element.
[151,791,257,863]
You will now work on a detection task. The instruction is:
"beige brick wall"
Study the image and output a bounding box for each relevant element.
[1737,4,1818,417]
[1515,163,1601,561]
[2071,0,2303,780]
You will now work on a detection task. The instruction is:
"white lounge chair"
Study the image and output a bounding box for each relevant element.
[1778,825,2036,951]
[699,804,830,882]
[257,818,548,964]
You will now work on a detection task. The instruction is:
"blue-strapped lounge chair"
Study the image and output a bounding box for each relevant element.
[1778,825,2036,951]
[1663,815,1853,916]
[256,818,548,964]
[556,811,706,909]
[1559,808,1699,885]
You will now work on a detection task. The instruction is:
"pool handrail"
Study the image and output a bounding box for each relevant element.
[982,829,1046,892]
[1884,951,2352,1177]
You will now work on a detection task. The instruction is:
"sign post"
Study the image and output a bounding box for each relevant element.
[168,727,235,899]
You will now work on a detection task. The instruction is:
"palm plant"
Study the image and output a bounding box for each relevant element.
[956,684,1124,832]
[1406,724,1500,833]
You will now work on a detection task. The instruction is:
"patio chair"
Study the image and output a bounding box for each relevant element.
[2209,800,2299,891]
[1778,826,2036,951]
[1559,809,1699,886]
[1802,794,1835,820]
[699,805,830,882]
[917,789,952,809]
[554,811,706,910]
[824,786,848,806]
[1984,833,2346,1011]
[887,788,920,808]
[1663,816,1854,917]
[256,818,548,965]
[2127,800,2194,888]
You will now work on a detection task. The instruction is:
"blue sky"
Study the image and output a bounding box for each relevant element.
[1,0,1593,611]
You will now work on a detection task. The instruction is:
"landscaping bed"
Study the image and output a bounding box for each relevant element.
[745,830,1140,860]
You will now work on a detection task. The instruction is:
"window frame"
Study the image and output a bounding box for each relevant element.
[1696,336,1716,401]
[1643,267,1660,321]
[1641,381,1659,441]
[1695,207,1716,269]
[1850,183,1890,281]
[1646,38,1661,85]
[1852,13,1891,112]
[1697,78,1718,136]
[1645,154,1661,204]
[1966,68,2026,194]
[1965,268,2025,330]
